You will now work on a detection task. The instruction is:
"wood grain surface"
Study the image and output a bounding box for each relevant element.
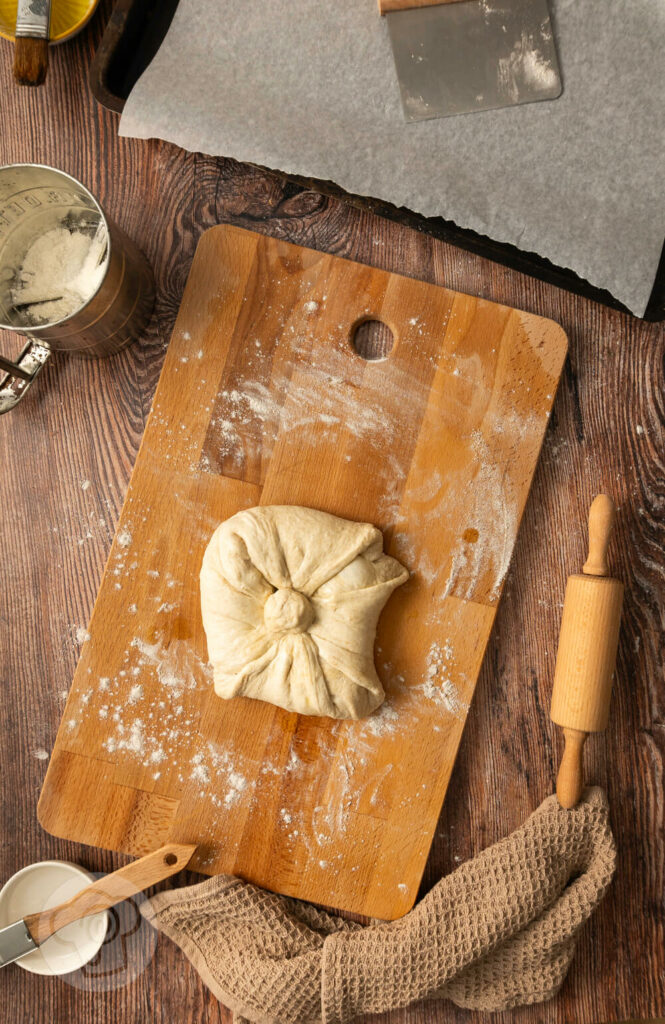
[0,3,663,1021]
[37,223,566,919]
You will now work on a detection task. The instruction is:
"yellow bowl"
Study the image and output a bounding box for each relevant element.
[0,0,99,43]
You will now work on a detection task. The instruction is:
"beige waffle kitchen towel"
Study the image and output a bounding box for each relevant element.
[141,788,615,1024]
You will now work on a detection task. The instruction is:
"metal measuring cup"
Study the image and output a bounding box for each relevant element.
[0,164,155,413]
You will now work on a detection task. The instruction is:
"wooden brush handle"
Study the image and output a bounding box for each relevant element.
[378,0,465,13]
[24,843,196,946]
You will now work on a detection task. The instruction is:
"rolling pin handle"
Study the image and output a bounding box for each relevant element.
[556,727,587,809]
[582,494,616,577]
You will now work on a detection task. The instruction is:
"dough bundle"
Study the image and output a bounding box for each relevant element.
[200,505,408,719]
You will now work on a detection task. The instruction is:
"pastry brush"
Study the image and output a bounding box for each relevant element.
[13,0,51,86]
[0,844,196,967]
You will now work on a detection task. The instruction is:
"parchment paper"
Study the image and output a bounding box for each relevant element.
[119,0,665,317]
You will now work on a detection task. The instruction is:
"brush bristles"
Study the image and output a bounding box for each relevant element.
[14,37,49,86]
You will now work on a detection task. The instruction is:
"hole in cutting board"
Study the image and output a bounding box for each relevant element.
[351,319,394,361]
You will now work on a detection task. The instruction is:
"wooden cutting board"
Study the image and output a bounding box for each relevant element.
[39,225,567,919]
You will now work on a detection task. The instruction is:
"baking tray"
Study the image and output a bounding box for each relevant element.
[90,0,665,322]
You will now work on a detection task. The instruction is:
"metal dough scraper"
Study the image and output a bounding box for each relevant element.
[379,0,562,122]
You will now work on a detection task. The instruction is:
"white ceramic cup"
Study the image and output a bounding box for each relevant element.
[0,860,108,975]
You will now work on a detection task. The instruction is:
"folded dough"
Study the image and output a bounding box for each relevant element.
[200,505,409,719]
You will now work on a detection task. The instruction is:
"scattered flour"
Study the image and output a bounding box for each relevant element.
[32,748,49,761]
[224,772,247,807]
[285,749,302,773]
[208,362,398,469]
[130,636,209,698]
[191,755,210,784]
[421,641,469,720]
[123,719,145,754]
[117,529,132,549]
[360,701,399,737]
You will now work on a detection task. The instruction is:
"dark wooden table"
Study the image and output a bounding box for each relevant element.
[1,7,663,1023]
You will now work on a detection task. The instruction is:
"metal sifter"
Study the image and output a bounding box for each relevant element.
[0,163,155,414]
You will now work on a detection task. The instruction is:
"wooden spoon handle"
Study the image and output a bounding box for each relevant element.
[24,843,196,946]
[556,728,587,809]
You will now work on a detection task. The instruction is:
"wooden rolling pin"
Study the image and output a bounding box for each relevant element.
[550,495,624,809]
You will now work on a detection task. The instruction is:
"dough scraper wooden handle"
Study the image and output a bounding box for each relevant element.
[378,0,465,12]
[550,495,624,809]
